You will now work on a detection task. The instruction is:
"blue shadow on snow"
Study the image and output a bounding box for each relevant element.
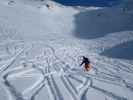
[54,0,121,7]
[73,8,133,39]
[100,41,133,60]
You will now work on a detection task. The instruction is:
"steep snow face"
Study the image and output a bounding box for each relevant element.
[0,0,78,41]
[0,0,133,100]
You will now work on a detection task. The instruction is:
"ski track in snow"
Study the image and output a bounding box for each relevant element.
[0,0,133,100]
[0,40,132,100]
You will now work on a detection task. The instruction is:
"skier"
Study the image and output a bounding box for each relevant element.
[80,56,92,72]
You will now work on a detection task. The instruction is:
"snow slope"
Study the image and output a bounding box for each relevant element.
[0,0,133,100]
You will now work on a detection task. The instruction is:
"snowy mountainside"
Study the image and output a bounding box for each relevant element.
[0,0,78,41]
[0,0,133,100]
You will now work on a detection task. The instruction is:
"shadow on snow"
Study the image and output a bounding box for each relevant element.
[73,8,133,39]
[100,41,133,60]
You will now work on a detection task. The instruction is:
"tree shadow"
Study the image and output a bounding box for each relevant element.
[100,41,133,60]
[74,8,133,39]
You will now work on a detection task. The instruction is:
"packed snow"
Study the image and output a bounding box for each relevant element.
[0,0,133,100]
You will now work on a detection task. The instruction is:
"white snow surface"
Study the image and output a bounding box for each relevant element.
[0,0,133,100]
